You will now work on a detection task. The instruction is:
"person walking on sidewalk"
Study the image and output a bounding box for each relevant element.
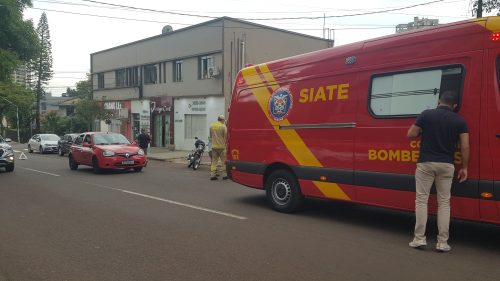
[137,128,151,155]
[209,115,227,180]
[406,91,470,252]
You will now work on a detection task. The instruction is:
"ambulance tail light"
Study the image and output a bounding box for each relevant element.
[491,32,500,42]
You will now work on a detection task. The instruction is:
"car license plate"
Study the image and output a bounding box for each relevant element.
[122,160,134,165]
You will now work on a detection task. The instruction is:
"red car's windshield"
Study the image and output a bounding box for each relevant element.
[93,134,130,145]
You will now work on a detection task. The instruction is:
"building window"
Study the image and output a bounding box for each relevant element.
[97,73,104,89]
[144,64,157,84]
[116,69,125,87]
[41,102,47,111]
[184,114,207,139]
[199,55,214,79]
[369,65,463,117]
[173,60,183,82]
[126,66,139,86]
[158,63,162,84]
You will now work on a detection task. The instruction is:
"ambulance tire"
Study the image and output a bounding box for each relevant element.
[265,169,304,213]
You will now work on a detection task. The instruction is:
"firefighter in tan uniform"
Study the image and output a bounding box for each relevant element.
[209,115,227,180]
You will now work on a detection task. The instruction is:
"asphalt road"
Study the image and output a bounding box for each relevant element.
[1,144,499,281]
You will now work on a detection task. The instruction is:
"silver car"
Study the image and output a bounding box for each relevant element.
[0,135,14,172]
[28,134,61,154]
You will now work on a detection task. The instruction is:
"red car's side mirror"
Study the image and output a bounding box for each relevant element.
[83,142,92,148]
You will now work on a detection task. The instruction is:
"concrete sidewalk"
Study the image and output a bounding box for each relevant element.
[146,146,211,165]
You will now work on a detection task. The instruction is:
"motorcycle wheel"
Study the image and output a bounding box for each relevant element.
[192,155,201,170]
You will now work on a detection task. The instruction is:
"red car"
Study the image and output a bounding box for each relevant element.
[68,132,147,173]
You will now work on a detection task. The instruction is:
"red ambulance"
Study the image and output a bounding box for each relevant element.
[226,16,500,225]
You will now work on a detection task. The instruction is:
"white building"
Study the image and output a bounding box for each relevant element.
[91,17,333,150]
[396,17,439,33]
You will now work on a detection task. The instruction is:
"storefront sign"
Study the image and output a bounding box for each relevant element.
[188,100,206,112]
[104,101,123,110]
[150,97,172,114]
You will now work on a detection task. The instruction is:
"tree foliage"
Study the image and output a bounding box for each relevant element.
[472,0,500,16]
[62,74,91,98]
[0,0,39,82]
[32,12,53,133]
[75,99,106,131]
[0,82,36,140]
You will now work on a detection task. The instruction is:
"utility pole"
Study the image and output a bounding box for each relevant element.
[477,0,483,18]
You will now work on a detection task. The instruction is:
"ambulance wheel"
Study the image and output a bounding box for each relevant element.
[265,169,304,213]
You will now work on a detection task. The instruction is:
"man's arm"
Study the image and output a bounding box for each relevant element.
[457,133,470,183]
[407,124,421,138]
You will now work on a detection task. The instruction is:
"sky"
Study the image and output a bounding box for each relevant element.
[21,0,478,96]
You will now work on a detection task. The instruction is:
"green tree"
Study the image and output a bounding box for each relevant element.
[75,99,105,131]
[0,0,39,82]
[472,0,500,16]
[31,12,53,134]
[62,74,91,98]
[0,82,36,140]
[41,110,62,134]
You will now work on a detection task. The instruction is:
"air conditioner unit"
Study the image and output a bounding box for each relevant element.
[117,108,129,119]
[208,66,220,78]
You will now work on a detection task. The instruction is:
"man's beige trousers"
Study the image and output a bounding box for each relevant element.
[414,162,455,243]
[210,148,227,177]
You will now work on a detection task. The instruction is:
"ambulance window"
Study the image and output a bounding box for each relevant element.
[369,66,463,117]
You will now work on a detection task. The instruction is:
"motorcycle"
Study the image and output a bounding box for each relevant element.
[187,137,206,170]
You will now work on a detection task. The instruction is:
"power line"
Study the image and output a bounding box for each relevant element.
[78,0,447,21]
[245,0,447,20]
[80,0,216,19]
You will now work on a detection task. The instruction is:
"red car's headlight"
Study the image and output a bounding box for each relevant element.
[102,150,115,157]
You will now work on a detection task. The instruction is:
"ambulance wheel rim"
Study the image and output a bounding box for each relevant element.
[271,178,291,205]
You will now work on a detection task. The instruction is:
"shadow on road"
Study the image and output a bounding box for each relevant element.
[237,194,500,253]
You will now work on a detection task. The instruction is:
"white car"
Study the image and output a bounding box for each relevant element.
[28,134,61,154]
[0,135,14,172]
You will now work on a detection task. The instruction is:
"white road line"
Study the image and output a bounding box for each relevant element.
[13,150,21,153]
[82,181,247,220]
[21,167,60,177]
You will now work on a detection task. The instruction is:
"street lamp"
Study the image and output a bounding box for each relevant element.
[0,96,21,143]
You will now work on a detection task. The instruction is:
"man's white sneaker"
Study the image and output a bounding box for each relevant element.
[436,242,451,252]
[409,238,427,248]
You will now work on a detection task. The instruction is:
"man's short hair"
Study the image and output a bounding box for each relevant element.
[218,115,225,121]
[439,91,458,105]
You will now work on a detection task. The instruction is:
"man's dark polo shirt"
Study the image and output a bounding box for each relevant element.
[415,106,469,164]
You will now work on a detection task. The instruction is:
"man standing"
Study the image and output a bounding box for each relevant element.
[209,115,227,180]
[407,91,469,252]
[137,128,151,155]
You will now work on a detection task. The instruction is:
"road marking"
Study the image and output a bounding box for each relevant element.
[20,167,60,177]
[82,181,247,220]
[13,150,21,153]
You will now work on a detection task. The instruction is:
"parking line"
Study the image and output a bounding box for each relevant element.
[21,167,60,177]
[81,181,247,220]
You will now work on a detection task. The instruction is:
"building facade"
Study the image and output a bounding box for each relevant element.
[396,17,439,33]
[91,17,333,150]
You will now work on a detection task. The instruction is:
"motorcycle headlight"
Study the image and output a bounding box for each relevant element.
[8,156,14,161]
[102,150,115,157]
[138,149,145,155]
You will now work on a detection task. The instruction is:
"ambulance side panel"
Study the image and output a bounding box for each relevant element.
[354,27,484,220]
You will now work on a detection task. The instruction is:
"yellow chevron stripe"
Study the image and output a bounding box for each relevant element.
[471,17,500,32]
[240,64,350,201]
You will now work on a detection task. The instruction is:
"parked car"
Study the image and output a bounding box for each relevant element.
[28,134,61,154]
[58,133,79,156]
[0,135,14,172]
[68,132,147,173]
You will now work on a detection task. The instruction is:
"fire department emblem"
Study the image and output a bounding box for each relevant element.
[269,88,293,121]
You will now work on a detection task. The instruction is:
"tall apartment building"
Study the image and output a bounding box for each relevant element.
[11,64,30,86]
[91,17,333,150]
[396,17,439,33]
